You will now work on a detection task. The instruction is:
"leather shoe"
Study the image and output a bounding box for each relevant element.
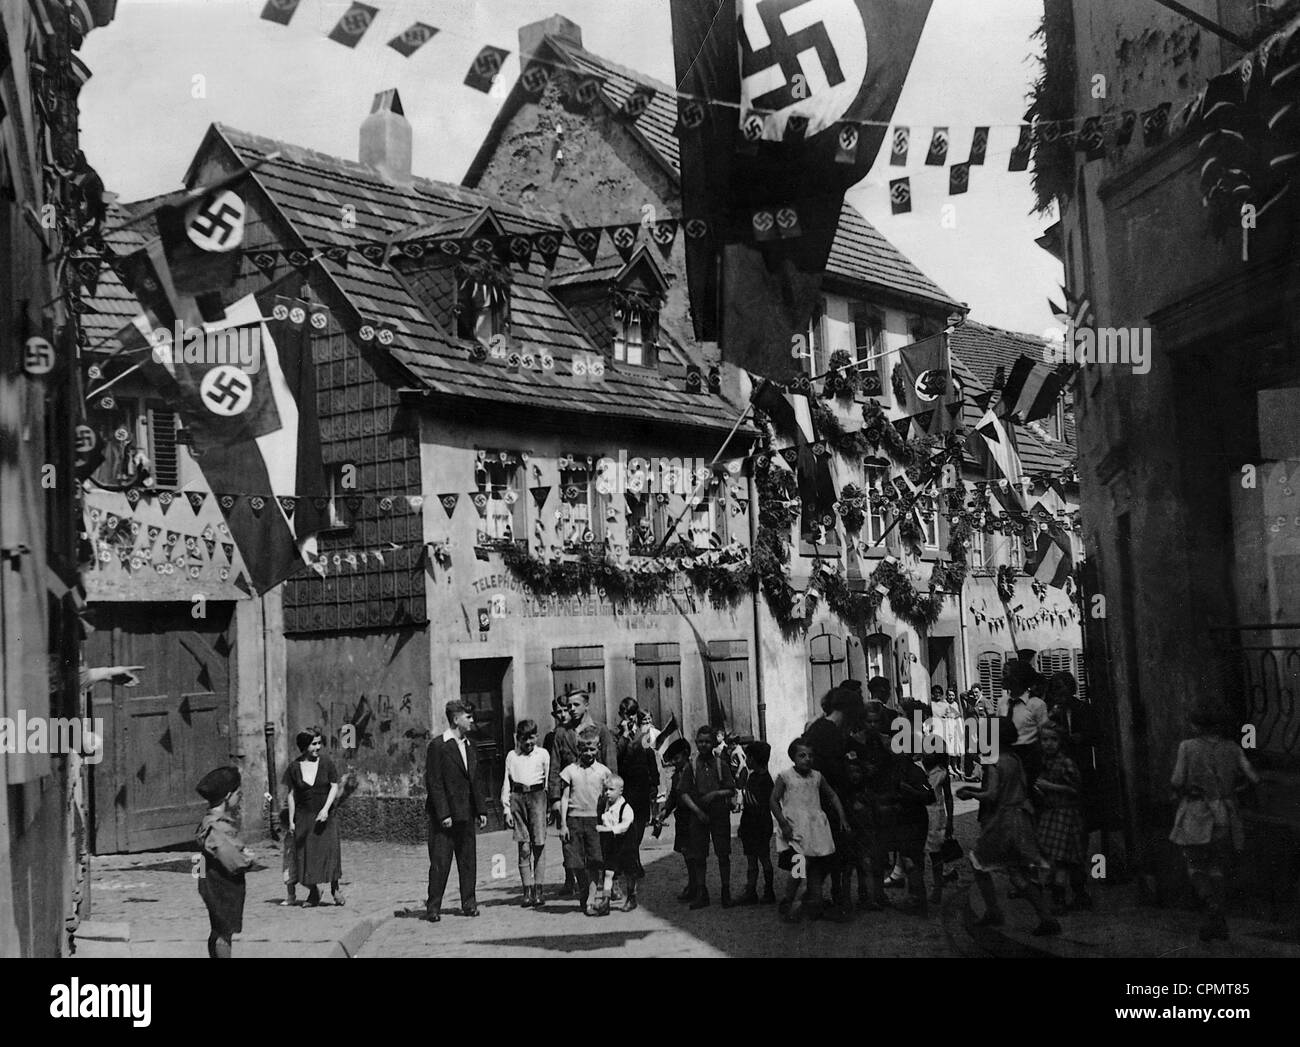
[425,912,441,923]
[461,905,480,917]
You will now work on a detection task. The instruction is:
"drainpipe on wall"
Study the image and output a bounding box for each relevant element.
[957,585,972,692]
[749,467,766,741]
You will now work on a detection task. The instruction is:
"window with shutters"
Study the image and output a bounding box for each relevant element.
[147,407,179,488]
[865,633,891,684]
[552,645,606,723]
[706,639,752,737]
[865,465,889,545]
[1074,649,1089,701]
[633,642,681,730]
[1037,648,1072,680]
[977,650,1006,701]
[809,629,849,718]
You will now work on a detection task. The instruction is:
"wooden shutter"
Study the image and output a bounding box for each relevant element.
[633,642,681,730]
[1074,649,1089,701]
[977,651,1005,701]
[708,639,751,737]
[148,407,179,488]
[552,645,607,723]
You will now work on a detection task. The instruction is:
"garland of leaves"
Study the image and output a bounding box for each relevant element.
[500,540,754,611]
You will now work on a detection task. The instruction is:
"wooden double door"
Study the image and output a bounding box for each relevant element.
[85,603,234,853]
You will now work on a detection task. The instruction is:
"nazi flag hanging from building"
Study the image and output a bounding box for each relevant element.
[671,0,934,381]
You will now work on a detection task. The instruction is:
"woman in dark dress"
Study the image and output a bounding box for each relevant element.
[615,698,660,890]
[285,729,343,906]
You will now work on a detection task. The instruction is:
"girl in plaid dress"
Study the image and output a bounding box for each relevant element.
[1034,724,1091,913]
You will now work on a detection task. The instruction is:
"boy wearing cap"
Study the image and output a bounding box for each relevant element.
[652,738,695,900]
[195,766,255,959]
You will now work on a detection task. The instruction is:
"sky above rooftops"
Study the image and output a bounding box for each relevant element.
[80,0,1062,335]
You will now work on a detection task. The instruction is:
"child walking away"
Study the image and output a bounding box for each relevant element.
[771,738,849,922]
[503,719,551,908]
[1169,700,1261,942]
[736,741,776,905]
[1033,724,1090,913]
[652,739,695,901]
[195,766,255,958]
[595,774,636,914]
[955,718,1060,936]
[559,726,612,915]
[679,726,737,909]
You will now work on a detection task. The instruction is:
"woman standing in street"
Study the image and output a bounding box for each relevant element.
[285,728,344,907]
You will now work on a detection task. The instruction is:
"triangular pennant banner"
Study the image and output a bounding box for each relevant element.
[608,224,638,262]
[439,493,459,518]
[650,219,678,259]
[529,486,550,511]
[186,491,206,514]
[569,227,603,265]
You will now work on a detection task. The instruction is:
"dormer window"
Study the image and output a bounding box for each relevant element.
[611,289,659,368]
[456,265,510,343]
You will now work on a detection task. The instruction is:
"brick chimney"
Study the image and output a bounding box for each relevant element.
[518,13,583,62]
[360,88,412,183]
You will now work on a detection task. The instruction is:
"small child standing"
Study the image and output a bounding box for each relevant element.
[195,766,255,959]
[841,752,880,911]
[595,774,636,915]
[1034,723,1090,913]
[559,726,612,915]
[502,719,551,908]
[770,738,848,922]
[736,741,775,905]
[652,739,695,901]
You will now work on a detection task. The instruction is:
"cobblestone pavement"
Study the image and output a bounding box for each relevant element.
[358,802,984,959]
[85,794,1297,958]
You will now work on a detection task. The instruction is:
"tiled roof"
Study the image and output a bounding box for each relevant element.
[483,37,961,313]
[949,320,1075,461]
[80,200,151,354]
[213,125,748,436]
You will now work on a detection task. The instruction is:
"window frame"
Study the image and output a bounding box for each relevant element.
[477,457,525,547]
[559,463,605,550]
[851,302,884,370]
[457,275,510,343]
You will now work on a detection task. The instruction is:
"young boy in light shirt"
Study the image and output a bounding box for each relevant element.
[560,725,612,915]
[503,719,551,908]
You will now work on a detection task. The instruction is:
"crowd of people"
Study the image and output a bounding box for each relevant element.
[189,661,1262,955]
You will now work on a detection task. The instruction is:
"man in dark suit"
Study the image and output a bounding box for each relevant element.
[425,699,489,921]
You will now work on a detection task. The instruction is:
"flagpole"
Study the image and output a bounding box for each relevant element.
[85,361,145,400]
[651,391,755,556]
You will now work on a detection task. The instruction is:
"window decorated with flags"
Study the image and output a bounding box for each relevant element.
[475,450,524,548]
[611,289,660,368]
[626,491,668,554]
[865,465,889,545]
[559,457,603,550]
[455,261,510,343]
[917,494,941,550]
[1009,532,1025,570]
[688,480,728,551]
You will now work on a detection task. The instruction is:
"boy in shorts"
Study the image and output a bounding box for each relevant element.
[503,719,551,907]
[559,725,612,915]
[679,725,736,909]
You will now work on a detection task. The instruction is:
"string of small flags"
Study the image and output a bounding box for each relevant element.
[255,0,1204,163]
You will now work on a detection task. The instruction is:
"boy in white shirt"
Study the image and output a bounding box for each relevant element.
[596,773,636,915]
[503,720,551,907]
[560,726,612,914]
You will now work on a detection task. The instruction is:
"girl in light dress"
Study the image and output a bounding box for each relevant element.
[770,737,850,922]
[942,686,966,780]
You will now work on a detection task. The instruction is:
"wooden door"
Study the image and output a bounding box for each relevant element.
[459,657,509,832]
[633,642,681,730]
[85,603,233,853]
[551,645,607,722]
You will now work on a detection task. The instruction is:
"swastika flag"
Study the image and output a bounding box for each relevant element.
[671,0,934,380]
[144,292,327,593]
[328,3,378,48]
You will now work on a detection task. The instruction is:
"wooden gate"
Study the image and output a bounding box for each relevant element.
[85,603,234,853]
